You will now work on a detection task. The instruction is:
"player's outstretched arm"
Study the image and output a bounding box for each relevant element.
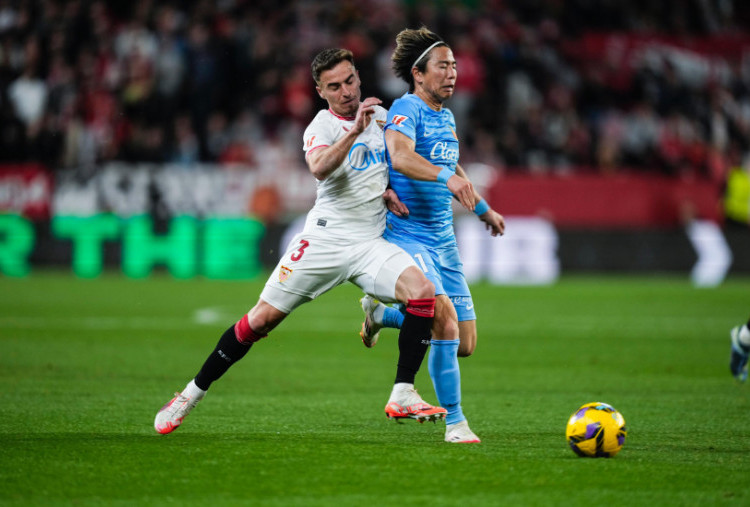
[455,163,505,236]
[385,129,477,211]
[307,97,382,180]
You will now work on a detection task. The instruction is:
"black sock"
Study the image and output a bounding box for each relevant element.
[395,311,433,384]
[194,324,252,390]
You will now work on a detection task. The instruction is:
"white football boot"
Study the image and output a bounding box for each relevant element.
[445,420,481,443]
[384,383,447,423]
[154,383,205,434]
[359,295,384,348]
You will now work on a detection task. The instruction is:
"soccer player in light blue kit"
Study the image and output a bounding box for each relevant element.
[371,27,505,443]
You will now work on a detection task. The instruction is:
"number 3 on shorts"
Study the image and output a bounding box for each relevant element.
[291,239,310,261]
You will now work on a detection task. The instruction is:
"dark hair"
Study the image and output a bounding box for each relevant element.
[311,48,355,85]
[391,27,447,92]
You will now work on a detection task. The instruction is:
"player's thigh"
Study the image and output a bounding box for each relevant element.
[386,239,447,296]
[349,238,419,304]
[457,319,477,357]
[261,233,347,313]
[437,245,477,322]
[393,265,434,303]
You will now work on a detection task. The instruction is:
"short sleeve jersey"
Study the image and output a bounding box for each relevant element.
[383,93,459,247]
[302,106,389,241]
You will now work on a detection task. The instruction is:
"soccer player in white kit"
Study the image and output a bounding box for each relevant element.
[154,48,447,436]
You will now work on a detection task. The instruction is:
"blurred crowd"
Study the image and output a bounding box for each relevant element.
[2,0,750,182]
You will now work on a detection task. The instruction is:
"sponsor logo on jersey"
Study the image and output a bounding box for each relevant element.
[391,115,408,126]
[348,142,386,171]
[305,136,316,148]
[279,265,292,282]
[429,141,459,162]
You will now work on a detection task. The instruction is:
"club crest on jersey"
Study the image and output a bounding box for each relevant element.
[391,115,408,126]
[279,265,292,283]
[376,120,386,129]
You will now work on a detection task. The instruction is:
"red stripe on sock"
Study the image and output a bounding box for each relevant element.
[406,298,436,318]
[234,315,267,344]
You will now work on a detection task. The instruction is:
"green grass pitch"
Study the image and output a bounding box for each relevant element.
[1,272,749,505]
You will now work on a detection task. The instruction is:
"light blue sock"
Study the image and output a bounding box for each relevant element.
[428,338,465,425]
[382,305,405,329]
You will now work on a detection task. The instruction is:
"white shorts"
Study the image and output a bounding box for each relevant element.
[260,232,417,314]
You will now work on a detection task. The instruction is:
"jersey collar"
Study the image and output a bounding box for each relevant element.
[328,108,356,121]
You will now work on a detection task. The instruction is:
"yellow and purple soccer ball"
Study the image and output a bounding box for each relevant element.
[566,402,627,458]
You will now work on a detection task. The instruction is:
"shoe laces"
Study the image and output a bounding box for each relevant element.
[166,392,195,415]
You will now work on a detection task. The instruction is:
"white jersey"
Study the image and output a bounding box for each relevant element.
[301,106,389,241]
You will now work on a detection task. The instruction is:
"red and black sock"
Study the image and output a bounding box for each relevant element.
[394,298,435,385]
[194,316,266,390]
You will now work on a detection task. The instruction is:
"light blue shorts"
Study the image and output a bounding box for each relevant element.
[386,237,476,322]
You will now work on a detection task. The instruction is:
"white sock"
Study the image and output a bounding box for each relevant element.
[183,379,207,400]
[372,303,385,325]
[390,382,413,397]
[739,324,750,347]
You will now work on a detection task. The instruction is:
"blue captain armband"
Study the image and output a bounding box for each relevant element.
[436,168,453,184]
[474,198,490,216]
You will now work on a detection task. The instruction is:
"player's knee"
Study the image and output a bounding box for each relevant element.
[246,301,286,337]
[457,323,477,357]
[458,341,475,357]
[434,316,459,340]
[415,277,435,300]
[236,314,268,344]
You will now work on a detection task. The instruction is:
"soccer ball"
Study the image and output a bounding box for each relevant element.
[566,402,627,458]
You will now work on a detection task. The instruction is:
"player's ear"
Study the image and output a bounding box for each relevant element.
[315,86,325,99]
[411,67,422,87]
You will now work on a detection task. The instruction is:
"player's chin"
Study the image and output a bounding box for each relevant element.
[441,86,455,98]
[339,100,358,115]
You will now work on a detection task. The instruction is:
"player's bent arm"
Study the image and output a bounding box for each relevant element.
[307,129,361,180]
[308,97,380,180]
[385,129,443,181]
[385,129,477,211]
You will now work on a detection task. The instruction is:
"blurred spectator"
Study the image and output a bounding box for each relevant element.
[0,0,748,190]
[170,113,199,165]
[8,39,46,129]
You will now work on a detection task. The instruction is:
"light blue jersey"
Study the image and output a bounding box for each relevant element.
[383,92,475,322]
[384,93,458,247]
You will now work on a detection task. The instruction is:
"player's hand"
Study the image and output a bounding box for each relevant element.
[447,175,477,211]
[383,188,409,217]
[479,209,505,237]
[352,97,382,134]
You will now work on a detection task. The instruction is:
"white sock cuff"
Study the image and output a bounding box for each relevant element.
[392,382,414,394]
[184,379,207,399]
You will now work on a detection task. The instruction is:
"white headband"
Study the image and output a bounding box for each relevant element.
[411,41,444,69]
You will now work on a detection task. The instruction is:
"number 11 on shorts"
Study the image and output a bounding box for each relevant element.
[414,253,429,273]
